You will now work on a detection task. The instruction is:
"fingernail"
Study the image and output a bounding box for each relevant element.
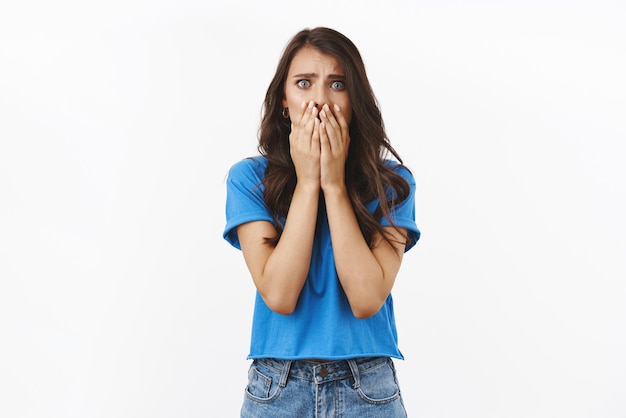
[334,104,340,112]
[323,104,330,111]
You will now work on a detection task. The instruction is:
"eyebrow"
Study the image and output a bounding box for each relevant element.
[292,73,345,79]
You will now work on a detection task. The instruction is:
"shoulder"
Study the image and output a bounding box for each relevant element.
[227,156,268,182]
[383,159,415,185]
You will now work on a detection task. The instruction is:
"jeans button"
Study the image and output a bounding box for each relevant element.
[319,368,329,377]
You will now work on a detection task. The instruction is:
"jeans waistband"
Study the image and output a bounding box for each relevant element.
[254,357,391,387]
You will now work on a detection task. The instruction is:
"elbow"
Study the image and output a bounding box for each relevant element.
[352,310,375,320]
[350,301,385,320]
[270,304,297,316]
[344,283,389,319]
[347,289,389,319]
[261,293,297,316]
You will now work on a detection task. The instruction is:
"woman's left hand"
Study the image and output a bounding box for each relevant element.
[319,103,350,192]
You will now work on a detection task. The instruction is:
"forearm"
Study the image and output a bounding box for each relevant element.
[256,182,319,313]
[323,185,395,319]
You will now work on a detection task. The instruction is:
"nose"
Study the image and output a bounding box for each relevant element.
[312,86,329,111]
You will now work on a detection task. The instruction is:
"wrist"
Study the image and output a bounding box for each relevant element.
[295,179,321,194]
[321,182,347,198]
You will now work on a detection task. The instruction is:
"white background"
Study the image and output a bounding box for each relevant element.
[1,1,625,417]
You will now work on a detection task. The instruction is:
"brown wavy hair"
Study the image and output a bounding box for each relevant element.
[259,27,412,248]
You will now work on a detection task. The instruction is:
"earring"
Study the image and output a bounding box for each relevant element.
[282,107,289,118]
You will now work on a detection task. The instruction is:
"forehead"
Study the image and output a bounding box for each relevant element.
[287,47,344,75]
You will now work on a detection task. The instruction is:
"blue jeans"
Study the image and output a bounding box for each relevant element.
[240,357,407,417]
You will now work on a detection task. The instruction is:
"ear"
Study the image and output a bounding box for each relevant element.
[282,98,287,108]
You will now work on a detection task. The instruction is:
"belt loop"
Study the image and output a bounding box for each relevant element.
[346,359,361,389]
[278,360,293,388]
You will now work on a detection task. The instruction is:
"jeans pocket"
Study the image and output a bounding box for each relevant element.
[244,361,283,403]
[355,359,402,405]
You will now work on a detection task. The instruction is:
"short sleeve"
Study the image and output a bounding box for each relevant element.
[223,157,274,250]
[380,164,421,252]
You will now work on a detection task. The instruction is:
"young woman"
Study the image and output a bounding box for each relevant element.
[224,27,420,417]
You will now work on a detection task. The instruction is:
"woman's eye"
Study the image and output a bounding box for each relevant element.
[297,80,310,88]
[331,80,345,90]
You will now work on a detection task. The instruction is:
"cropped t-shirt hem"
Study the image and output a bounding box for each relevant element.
[247,352,405,361]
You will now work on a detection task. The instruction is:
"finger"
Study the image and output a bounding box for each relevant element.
[290,101,309,125]
[291,101,312,129]
[292,102,318,147]
[305,103,319,141]
[318,118,330,154]
[319,106,341,153]
[312,117,321,150]
[333,104,349,136]
[299,101,318,133]
[321,104,340,132]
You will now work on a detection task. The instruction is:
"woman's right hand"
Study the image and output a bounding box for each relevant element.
[289,101,321,188]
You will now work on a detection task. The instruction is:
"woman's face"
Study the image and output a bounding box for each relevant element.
[282,46,352,124]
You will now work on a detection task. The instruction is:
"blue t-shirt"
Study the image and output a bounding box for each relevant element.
[223,156,420,360]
